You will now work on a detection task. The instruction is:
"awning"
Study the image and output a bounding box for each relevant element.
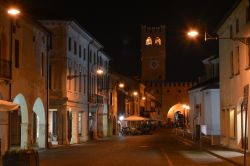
[123,115,149,121]
[0,100,20,111]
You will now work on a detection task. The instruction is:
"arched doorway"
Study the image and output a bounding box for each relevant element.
[167,103,189,128]
[33,98,46,148]
[167,103,185,122]
[13,94,28,148]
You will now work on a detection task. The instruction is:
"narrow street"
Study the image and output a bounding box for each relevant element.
[39,129,244,166]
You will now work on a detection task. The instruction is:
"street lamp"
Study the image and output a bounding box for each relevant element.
[7,8,20,15]
[96,68,104,75]
[133,91,138,96]
[187,29,250,45]
[118,82,125,89]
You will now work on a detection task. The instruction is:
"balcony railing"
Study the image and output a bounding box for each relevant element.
[0,58,11,80]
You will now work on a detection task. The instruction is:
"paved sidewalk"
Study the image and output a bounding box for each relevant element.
[175,129,250,166]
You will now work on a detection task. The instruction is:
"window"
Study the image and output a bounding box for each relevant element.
[15,39,19,68]
[78,112,82,135]
[68,37,71,51]
[74,41,77,55]
[79,45,82,58]
[94,53,96,64]
[83,48,86,60]
[236,46,240,74]
[230,51,234,77]
[236,18,239,34]
[155,37,161,45]
[0,33,7,60]
[41,52,44,76]
[146,37,152,45]
[229,109,236,138]
[230,25,233,38]
[49,65,51,89]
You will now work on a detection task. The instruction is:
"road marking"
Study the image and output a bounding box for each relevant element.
[160,148,174,166]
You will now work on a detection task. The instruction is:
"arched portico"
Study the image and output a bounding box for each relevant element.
[167,103,187,122]
[33,98,46,148]
[13,93,28,148]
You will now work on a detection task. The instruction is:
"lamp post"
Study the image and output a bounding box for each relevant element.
[187,29,250,45]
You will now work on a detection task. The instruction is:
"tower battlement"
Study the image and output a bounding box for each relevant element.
[144,81,196,88]
[141,25,165,33]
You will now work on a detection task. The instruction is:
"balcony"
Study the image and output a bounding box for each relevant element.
[0,59,11,80]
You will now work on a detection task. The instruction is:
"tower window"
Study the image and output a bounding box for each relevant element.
[155,37,161,45]
[146,37,152,45]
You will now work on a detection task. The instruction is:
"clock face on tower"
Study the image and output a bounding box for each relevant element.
[149,59,159,70]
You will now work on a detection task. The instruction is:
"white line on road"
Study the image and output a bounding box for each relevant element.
[160,148,174,166]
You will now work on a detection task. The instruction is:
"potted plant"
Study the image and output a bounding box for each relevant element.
[3,148,39,166]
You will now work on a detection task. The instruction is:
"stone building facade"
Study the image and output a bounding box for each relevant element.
[217,0,250,150]
[0,3,50,155]
[40,20,110,145]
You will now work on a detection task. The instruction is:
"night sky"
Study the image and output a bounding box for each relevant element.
[16,0,238,81]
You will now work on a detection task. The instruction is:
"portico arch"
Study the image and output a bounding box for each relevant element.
[167,103,187,122]
[33,98,46,148]
[13,93,28,148]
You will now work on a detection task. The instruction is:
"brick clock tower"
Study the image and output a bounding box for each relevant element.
[140,25,193,122]
[141,25,166,82]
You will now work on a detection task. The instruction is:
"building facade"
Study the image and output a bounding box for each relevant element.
[40,20,110,146]
[217,0,250,150]
[0,3,50,155]
[188,56,220,144]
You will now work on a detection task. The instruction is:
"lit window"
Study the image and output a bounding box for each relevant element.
[155,37,161,45]
[146,37,152,45]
